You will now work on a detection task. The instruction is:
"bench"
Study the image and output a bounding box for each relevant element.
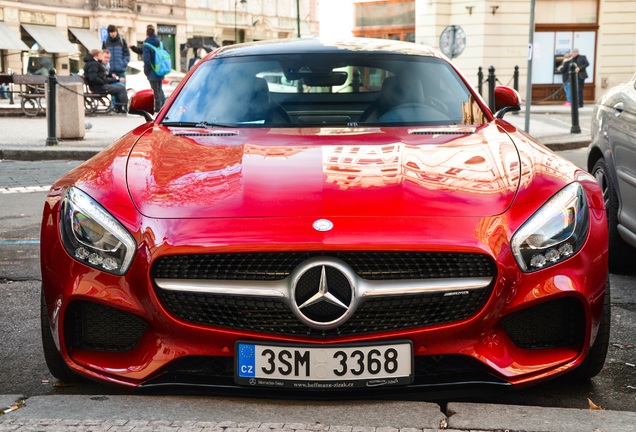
[0,74,47,116]
[0,74,114,116]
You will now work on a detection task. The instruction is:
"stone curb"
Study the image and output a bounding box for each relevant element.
[2,396,636,432]
[0,148,99,161]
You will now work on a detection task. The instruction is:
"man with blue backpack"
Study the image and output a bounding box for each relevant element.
[142,24,171,112]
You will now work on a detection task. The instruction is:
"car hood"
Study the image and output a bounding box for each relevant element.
[126,125,522,219]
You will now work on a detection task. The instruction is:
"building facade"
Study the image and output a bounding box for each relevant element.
[415,0,636,104]
[0,0,319,76]
[352,0,415,42]
[348,0,635,104]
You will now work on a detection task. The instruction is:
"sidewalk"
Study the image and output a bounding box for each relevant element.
[0,97,593,161]
[2,394,636,431]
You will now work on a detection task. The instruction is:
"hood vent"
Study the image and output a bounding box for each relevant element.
[173,131,239,137]
[409,127,476,135]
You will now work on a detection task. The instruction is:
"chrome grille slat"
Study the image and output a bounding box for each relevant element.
[152,251,495,281]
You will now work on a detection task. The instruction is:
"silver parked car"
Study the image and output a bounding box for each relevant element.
[588,73,636,272]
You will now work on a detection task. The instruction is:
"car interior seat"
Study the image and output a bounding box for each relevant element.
[239,76,291,124]
[359,76,425,122]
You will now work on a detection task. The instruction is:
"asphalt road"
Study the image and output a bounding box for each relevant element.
[1,154,635,412]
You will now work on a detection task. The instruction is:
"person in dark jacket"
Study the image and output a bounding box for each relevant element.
[102,25,130,80]
[83,49,128,113]
[570,48,590,108]
[142,25,165,112]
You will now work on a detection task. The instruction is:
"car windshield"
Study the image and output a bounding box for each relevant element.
[163,52,485,127]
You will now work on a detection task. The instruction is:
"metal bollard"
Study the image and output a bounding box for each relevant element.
[8,68,14,105]
[569,62,581,134]
[477,66,483,96]
[512,65,520,115]
[488,66,496,112]
[46,68,58,146]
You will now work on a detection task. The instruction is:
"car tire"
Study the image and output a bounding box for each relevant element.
[568,277,610,381]
[592,158,636,273]
[41,287,77,382]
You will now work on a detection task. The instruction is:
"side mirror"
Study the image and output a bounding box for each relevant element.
[128,89,155,121]
[494,86,521,119]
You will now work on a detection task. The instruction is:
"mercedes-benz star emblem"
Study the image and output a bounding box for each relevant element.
[313,219,334,232]
[298,266,348,310]
[290,259,356,330]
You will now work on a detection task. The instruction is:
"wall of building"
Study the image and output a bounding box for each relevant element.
[417,1,539,102]
[596,0,636,92]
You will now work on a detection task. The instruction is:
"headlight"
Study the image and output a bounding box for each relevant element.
[60,187,136,275]
[511,183,589,272]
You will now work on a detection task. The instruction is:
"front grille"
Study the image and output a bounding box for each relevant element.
[502,297,585,349]
[156,288,489,337]
[153,251,495,337]
[65,301,147,352]
[152,251,495,281]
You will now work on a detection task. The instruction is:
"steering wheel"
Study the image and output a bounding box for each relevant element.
[428,97,450,117]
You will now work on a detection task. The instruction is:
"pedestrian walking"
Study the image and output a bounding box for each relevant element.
[142,25,165,112]
[102,25,131,81]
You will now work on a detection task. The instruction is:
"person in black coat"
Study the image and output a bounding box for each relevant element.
[570,48,590,108]
[83,49,128,113]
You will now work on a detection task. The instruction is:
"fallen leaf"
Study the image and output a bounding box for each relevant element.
[588,398,604,410]
[53,381,75,388]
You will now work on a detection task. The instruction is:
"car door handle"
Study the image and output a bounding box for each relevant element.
[613,102,624,116]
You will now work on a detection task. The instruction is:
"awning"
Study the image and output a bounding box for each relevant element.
[69,28,102,51]
[0,22,30,51]
[21,24,79,54]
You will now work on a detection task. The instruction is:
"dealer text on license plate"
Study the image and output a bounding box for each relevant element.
[235,341,413,389]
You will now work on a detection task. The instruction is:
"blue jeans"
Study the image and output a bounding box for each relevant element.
[563,82,571,103]
[110,81,125,110]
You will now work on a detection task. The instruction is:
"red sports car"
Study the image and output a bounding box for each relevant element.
[41,38,609,396]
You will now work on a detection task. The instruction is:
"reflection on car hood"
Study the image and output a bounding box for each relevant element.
[126,125,521,219]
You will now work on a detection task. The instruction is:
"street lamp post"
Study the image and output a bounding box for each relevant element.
[296,0,301,38]
[235,0,247,44]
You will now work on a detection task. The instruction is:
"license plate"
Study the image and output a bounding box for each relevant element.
[235,341,413,389]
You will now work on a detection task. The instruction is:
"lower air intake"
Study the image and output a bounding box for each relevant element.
[502,297,585,349]
[65,301,147,352]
